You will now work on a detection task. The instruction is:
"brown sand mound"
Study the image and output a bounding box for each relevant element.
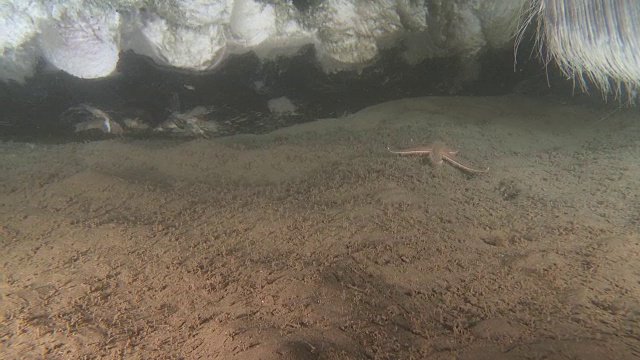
[1,95,640,359]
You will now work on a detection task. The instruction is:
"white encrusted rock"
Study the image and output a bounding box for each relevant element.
[230,0,277,48]
[0,1,40,51]
[313,0,405,71]
[123,10,227,71]
[151,0,234,28]
[38,4,121,79]
[0,43,39,83]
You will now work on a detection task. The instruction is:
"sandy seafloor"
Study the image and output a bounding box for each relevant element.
[1,95,640,359]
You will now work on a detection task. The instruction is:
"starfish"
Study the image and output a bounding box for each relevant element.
[389,141,489,174]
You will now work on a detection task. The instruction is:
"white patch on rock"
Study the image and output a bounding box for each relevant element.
[267,97,297,115]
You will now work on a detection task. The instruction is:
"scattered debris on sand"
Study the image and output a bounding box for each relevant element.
[63,104,124,135]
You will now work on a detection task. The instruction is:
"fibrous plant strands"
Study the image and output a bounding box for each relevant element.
[517,0,640,102]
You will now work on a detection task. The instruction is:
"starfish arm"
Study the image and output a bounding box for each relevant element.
[442,154,489,174]
[388,146,434,154]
